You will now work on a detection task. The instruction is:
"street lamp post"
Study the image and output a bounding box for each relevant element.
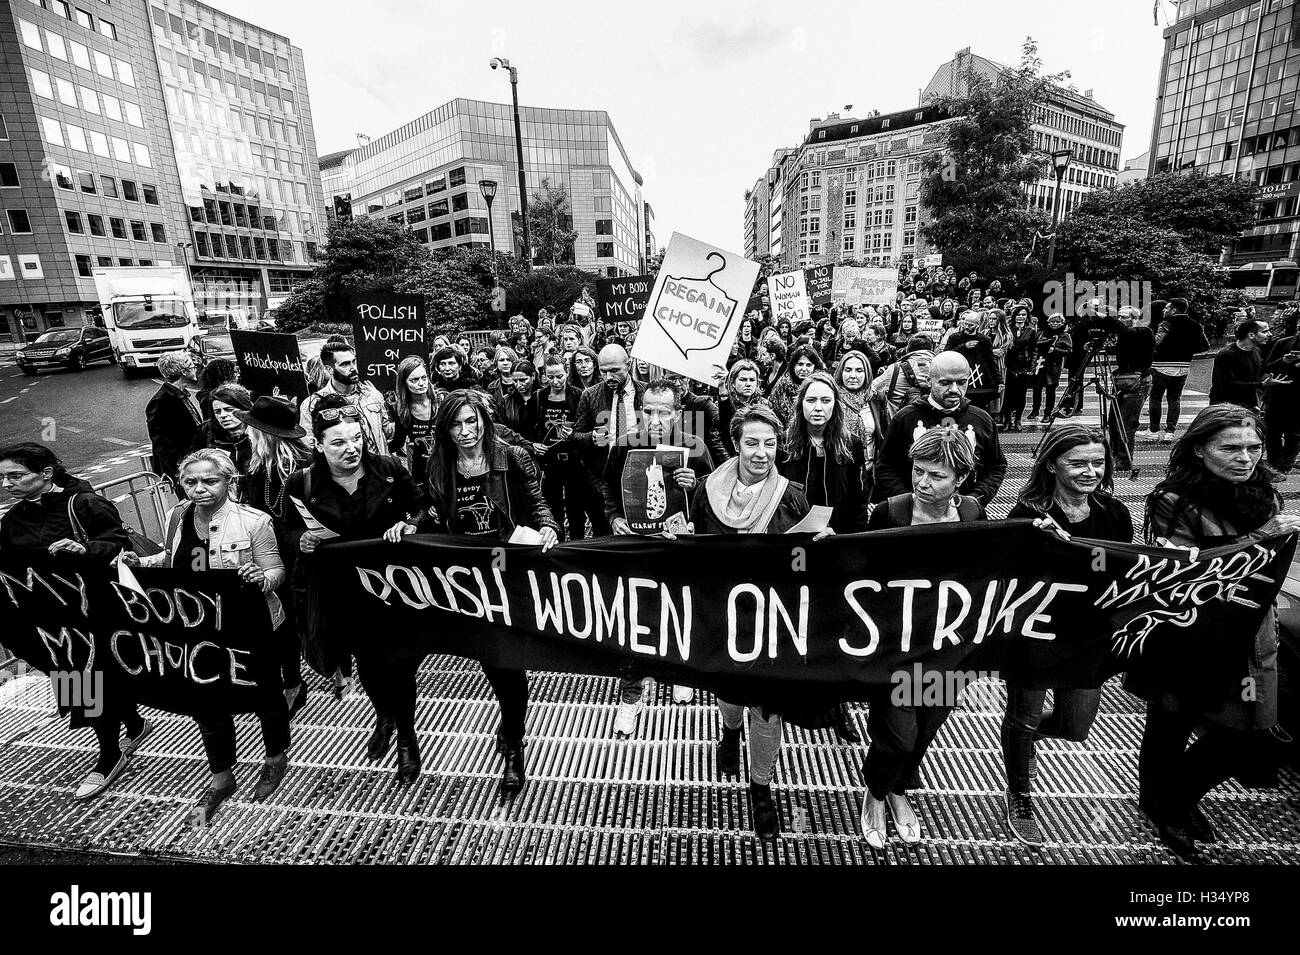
[176,241,193,285]
[1047,149,1073,269]
[480,178,500,289]
[490,57,531,269]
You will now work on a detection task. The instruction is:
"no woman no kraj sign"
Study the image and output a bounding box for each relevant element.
[632,232,760,387]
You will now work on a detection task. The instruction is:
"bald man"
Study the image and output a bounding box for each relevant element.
[874,351,1007,505]
[571,343,647,536]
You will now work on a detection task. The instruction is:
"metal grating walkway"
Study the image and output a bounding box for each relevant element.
[1,395,1299,864]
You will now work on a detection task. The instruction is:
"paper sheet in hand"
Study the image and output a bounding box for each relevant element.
[290,495,339,540]
[508,525,543,545]
[784,505,833,534]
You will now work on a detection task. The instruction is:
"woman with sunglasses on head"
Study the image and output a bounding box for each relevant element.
[121,447,291,823]
[284,393,432,783]
[1130,404,1300,857]
[860,427,985,847]
[425,389,559,796]
[999,424,1132,847]
[0,442,149,802]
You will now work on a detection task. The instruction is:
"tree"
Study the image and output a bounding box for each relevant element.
[397,246,496,334]
[275,217,427,331]
[920,39,1060,265]
[1054,173,1258,316]
[503,265,601,322]
[521,178,578,266]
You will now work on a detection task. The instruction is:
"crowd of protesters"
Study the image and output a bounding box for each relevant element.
[1,265,1296,858]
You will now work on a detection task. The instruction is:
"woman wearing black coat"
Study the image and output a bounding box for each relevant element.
[425,390,559,796]
[0,442,149,801]
[284,394,431,783]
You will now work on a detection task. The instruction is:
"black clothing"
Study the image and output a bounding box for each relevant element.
[146,381,203,484]
[1210,344,1263,408]
[778,436,871,533]
[0,478,130,561]
[874,397,1007,505]
[1007,496,1133,543]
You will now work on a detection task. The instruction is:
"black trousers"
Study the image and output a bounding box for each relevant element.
[1264,398,1300,472]
[1138,704,1257,824]
[195,692,290,775]
[542,457,591,542]
[863,689,953,799]
[91,704,144,769]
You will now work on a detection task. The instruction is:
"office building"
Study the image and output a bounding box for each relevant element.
[1117,150,1151,186]
[643,200,655,267]
[1150,0,1300,298]
[320,146,357,217]
[0,0,325,340]
[338,98,646,277]
[924,49,1125,218]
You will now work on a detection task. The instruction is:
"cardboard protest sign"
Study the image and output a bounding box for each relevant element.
[916,316,946,338]
[804,265,834,307]
[767,270,811,326]
[348,292,426,393]
[596,275,652,323]
[833,267,898,307]
[229,330,308,402]
[922,253,943,268]
[632,232,760,387]
[620,447,689,536]
[0,557,279,717]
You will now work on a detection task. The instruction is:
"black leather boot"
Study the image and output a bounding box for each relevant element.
[395,735,421,784]
[366,714,395,761]
[500,744,526,796]
[718,726,741,776]
[833,703,862,744]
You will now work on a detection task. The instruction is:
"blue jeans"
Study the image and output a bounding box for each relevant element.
[999,685,1102,794]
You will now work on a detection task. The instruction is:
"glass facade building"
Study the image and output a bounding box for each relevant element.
[338,98,646,276]
[1151,0,1300,287]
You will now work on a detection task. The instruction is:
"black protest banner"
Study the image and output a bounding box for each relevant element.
[595,275,652,323]
[229,330,308,402]
[0,558,280,717]
[312,523,1293,716]
[348,292,426,393]
[805,265,834,308]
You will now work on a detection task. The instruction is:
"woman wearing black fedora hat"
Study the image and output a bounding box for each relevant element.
[237,395,314,719]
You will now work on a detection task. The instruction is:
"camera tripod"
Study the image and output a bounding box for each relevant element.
[1034,336,1139,480]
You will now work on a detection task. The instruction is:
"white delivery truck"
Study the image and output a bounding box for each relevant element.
[91,266,202,377]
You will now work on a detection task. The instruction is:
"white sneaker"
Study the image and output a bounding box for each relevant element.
[613,698,644,738]
[1135,429,1155,440]
[671,685,694,704]
[1160,430,1173,444]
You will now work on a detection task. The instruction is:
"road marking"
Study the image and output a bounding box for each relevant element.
[61,426,83,434]
[0,397,17,404]
[102,437,136,446]
[19,388,30,394]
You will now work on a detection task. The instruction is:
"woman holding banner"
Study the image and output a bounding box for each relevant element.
[120,447,291,823]
[286,393,431,783]
[0,442,150,802]
[687,404,832,841]
[1133,404,1300,858]
[861,427,986,848]
[1000,424,1132,847]
[425,390,559,796]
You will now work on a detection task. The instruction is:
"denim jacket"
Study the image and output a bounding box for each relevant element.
[143,499,286,629]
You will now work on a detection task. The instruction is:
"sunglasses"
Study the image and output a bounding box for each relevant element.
[317,406,361,423]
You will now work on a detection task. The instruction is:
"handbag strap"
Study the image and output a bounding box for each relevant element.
[65,493,88,545]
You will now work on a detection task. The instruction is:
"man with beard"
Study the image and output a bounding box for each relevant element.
[874,351,1006,505]
[298,340,392,453]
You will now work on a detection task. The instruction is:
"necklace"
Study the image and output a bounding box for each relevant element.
[263,468,288,518]
[457,453,487,476]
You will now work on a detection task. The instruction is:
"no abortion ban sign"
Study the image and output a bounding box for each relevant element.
[349,292,426,393]
[632,232,760,387]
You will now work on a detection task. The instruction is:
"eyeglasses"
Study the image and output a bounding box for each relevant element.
[317,406,361,423]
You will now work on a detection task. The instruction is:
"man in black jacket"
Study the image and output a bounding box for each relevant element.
[875,352,1007,505]
[146,351,203,490]
[572,344,646,535]
[1263,327,1300,475]
[1210,318,1277,410]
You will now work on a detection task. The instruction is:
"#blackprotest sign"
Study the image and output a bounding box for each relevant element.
[229,330,308,402]
[0,558,279,717]
[349,292,426,393]
[596,275,652,323]
[833,267,898,307]
[632,232,760,387]
[805,265,834,308]
[767,269,811,326]
[312,524,1294,718]
[620,447,690,536]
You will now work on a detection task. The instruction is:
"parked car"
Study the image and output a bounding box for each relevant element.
[16,326,115,374]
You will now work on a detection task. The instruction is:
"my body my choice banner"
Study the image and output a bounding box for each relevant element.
[2,526,1289,720]
[311,523,1292,715]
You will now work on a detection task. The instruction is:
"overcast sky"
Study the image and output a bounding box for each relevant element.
[215,0,1173,256]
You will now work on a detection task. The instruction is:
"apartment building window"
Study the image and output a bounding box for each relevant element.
[844,189,856,206]
[77,171,95,194]
[810,216,820,233]
[0,164,19,188]
[904,230,916,247]
[122,180,139,202]
[66,211,85,233]
[74,7,92,28]
[448,167,466,187]
[800,172,808,188]
[799,239,808,257]
[596,242,615,258]
[883,233,893,249]
[109,217,126,238]
[51,163,73,190]
[101,175,117,198]
[130,221,146,241]
[75,254,93,277]
[19,20,41,49]
[887,161,896,177]
[595,219,613,235]
[406,206,426,224]
[800,218,809,236]
[847,168,856,183]
[7,210,32,233]
[97,256,113,267]
[430,222,451,241]
[451,193,469,213]
[843,234,855,253]
[843,211,856,230]
[808,238,820,255]
[224,236,238,258]
[427,176,446,193]
[884,209,893,226]
[150,223,166,243]
[886,185,895,201]
[811,171,821,187]
[99,18,116,40]
[87,214,104,236]
[810,195,821,211]
[194,233,210,257]
[118,258,133,266]
[142,184,158,205]
[905,206,918,224]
